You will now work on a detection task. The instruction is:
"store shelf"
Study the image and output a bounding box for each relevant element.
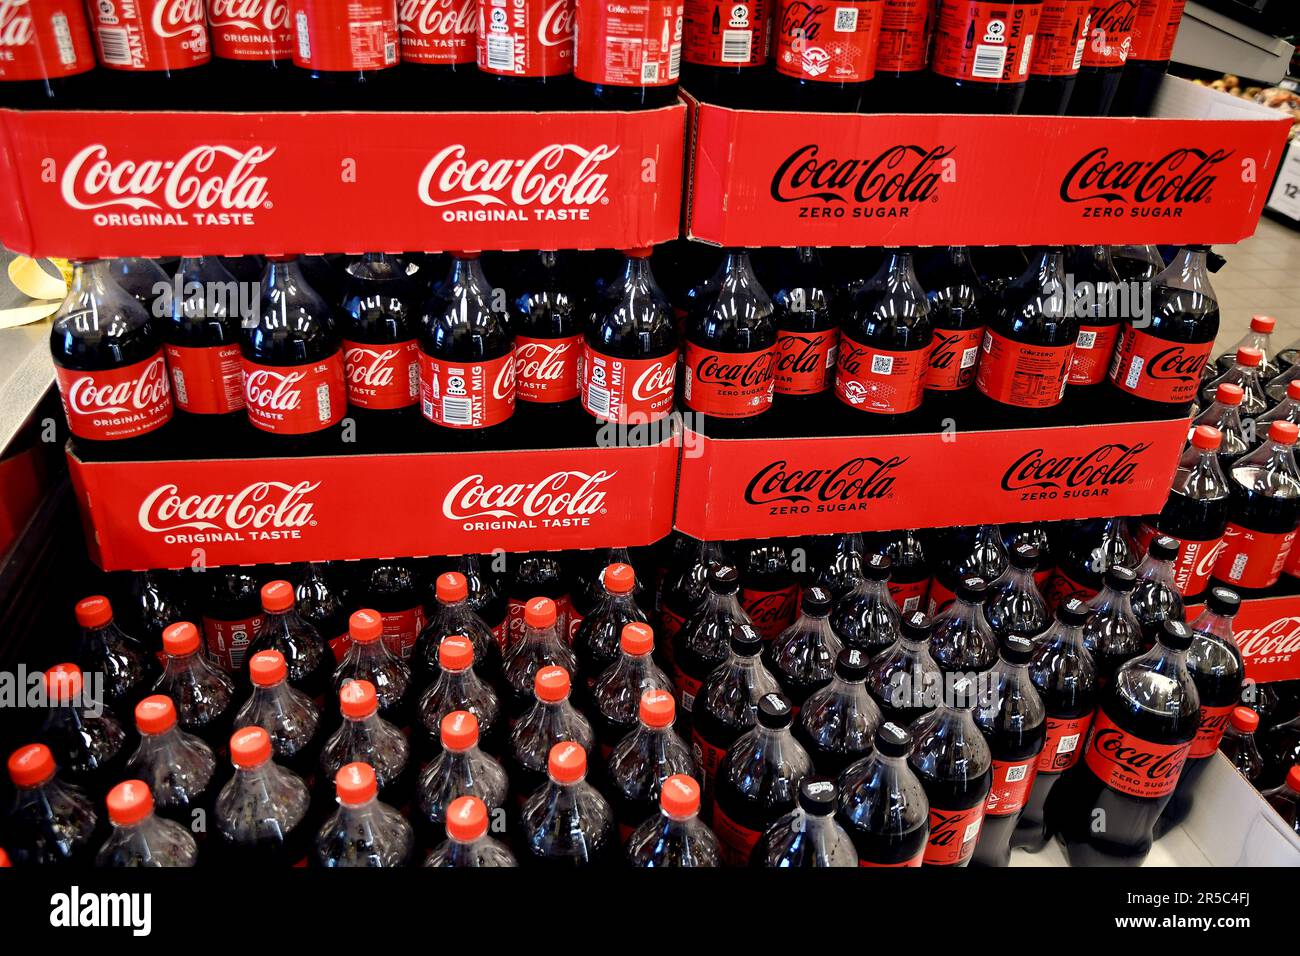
[0,321,54,456]
[1173,2,1296,85]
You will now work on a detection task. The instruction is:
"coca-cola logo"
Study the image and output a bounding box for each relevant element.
[632,360,675,401]
[1236,616,1300,660]
[66,358,169,414]
[1143,345,1207,383]
[417,143,617,208]
[538,0,574,46]
[442,470,613,520]
[344,347,400,388]
[691,350,776,388]
[1193,538,1226,580]
[1090,1,1136,37]
[771,144,954,204]
[1089,728,1187,781]
[775,333,828,376]
[138,480,319,533]
[0,0,33,48]
[927,808,974,849]
[399,0,474,36]
[1060,147,1231,205]
[207,0,290,32]
[744,589,797,627]
[780,1,824,42]
[1001,442,1151,492]
[61,144,275,212]
[515,340,573,381]
[492,358,515,401]
[929,330,970,369]
[152,0,207,39]
[745,457,907,505]
[244,368,304,411]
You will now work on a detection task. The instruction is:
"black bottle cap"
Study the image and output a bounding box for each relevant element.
[1009,544,1040,571]
[901,610,931,642]
[956,576,988,603]
[1207,587,1240,617]
[1058,597,1089,627]
[1000,633,1035,665]
[729,622,764,655]
[835,647,870,681]
[874,721,913,757]
[1157,618,1193,652]
[862,553,892,582]
[708,565,740,595]
[1104,566,1137,593]
[798,778,838,816]
[802,586,832,616]
[757,692,794,729]
[1149,536,1179,561]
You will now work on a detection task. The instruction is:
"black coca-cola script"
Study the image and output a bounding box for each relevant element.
[1001,443,1152,492]
[1059,148,1231,205]
[1143,346,1208,383]
[771,145,955,204]
[1089,728,1187,782]
[745,457,907,505]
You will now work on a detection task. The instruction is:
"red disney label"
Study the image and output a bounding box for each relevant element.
[1079,0,1135,69]
[875,0,931,72]
[580,347,676,424]
[1067,323,1119,386]
[165,344,244,415]
[55,354,173,441]
[741,585,799,641]
[575,0,683,87]
[683,343,777,418]
[242,355,346,434]
[1028,0,1088,77]
[343,339,420,411]
[889,577,930,613]
[975,330,1072,409]
[514,335,581,404]
[1213,523,1296,591]
[774,0,882,83]
[477,0,574,77]
[834,337,929,414]
[1188,703,1235,760]
[923,804,984,866]
[90,0,210,71]
[683,0,770,67]
[379,605,426,659]
[931,0,1041,84]
[291,0,399,71]
[0,0,96,80]
[208,0,293,61]
[202,613,263,673]
[985,757,1038,816]
[419,351,515,429]
[774,328,837,396]
[1134,522,1223,598]
[925,326,983,391]
[1083,707,1191,798]
[1036,713,1092,772]
[399,0,476,64]
[1129,0,1183,62]
[712,803,764,865]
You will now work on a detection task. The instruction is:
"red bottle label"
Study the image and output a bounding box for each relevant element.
[1078,0,1135,68]
[1083,707,1191,798]
[1133,522,1223,598]
[291,0,400,71]
[208,0,293,61]
[985,757,1038,816]
[1034,566,1053,588]
[165,344,244,415]
[399,0,476,64]
[774,0,882,83]
[1212,523,1296,591]
[683,0,770,67]
[1042,567,1098,610]
[773,327,838,396]
[690,729,729,797]
[1107,327,1212,406]
[0,0,97,80]
[931,0,1041,84]
[477,0,574,77]
[925,326,984,392]
[923,803,985,866]
[1187,703,1235,760]
[1129,0,1182,62]
[342,339,420,410]
[567,606,583,645]
[580,346,676,424]
[1286,541,1300,579]
[202,613,263,673]
[659,607,683,670]
[575,0,683,86]
[241,355,346,434]
[712,803,764,865]
[419,350,515,429]
[674,666,703,713]
[834,337,929,415]
[683,343,777,418]
[975,330,1072,409]
[491,617,508,652]
[741,585,799,641]
[860,852,925,866]
[328,630,351,662]
[889,576,931,613]
[927,578,955,615]
[876,0,931,72]
[1067,323,1119,386]
[89,0,211,71]
[55,353,173,442]
[379,605,426,659]
[1027,0,1088,77]
[514,335,581,404]
[1036,713,1092,772]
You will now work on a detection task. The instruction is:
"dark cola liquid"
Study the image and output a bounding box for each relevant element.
[972,692,1046,866]
[212,813,314,868]
[127,571,190,655]
[1003,524,1056,586]
[42,707,130,801]
[984,572,1050,642]
[1111,59,1171,116]
[506,552,570,642]
[1130,570,1184,647]
[294,563,352,660]
[574,597,648,693]
[917,246,984,415]
[507,251,583,436]
[1021,72,1077,115]
[927,0,1040,113]
[246,626,334,705]
[759,247,839,420]
[871,531,932,612]
[1052,519,1137,603]
[831,584,902,658]
[4,782,103,866]
[1151,489,1229,557]
[1067,65,1124,116]
[928,525,1006,611]
[909,714,992,868]
[359,559,426,660]
[1082,604,1144,687]
[738,541,798,641]
[713,747,811,865]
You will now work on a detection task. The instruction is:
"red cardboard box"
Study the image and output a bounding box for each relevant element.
[1225,591,1300,685]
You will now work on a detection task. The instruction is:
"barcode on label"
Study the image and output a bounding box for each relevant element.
[834,7,858,31]
[52,14,76,65]
[1057,733,1080,754]
[971,44,1007,79]
[642,60,660,83]
[826,344,838,368]
[1072,36,1086,70]
[963,819,982,844]
[902,596,919,612]
[1124,356,1143,389]
[1077,330,1098,350]
[720,29,751,63]
[871,354,895,375]
[681,690,695,712]
[486,33,514,71]
[982,331,994,353]
[172,370,190,406]
[315,383,332,423]
[97,26,132,65]
[585,383,610,418]
[1229,553,1248,580]
[960,346,978,369]
[442,397,472,425]
[406,363,419,398]
[1017,35,1033,77]
[669,43,681,78]
[385,41,397,64]
[296,12,311,60]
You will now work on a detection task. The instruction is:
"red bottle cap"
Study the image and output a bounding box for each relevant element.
[74,595,112,628]
[1191,425,1222,450]
[106,780,154,825]
[261,580,295,612]
[1216,383,1244,406]
[605,563,635,594]
[349,609,384,644]
[1250,315,1276,333]
[440,710,479,751]
[336,762,377,805]
[451,251,481,259]
[248,650,287,686]
[534,665,570,702]
[1289,380,1300,401]
[1229,706,1258,733]
[660,774,700,818]
[1289,765,1300,793]
[436,572,468,603]
[438,636,474,671]
[339,679,378,719]
[135,695,178,734]
[639,688,675,728]
[1270,421,1299,446]
[620,622,655,655]
[0,848,10,867]
[547,742,586,784]
[44,663,83,704]
[622,247,653,259]
[524,597,557,629]
[1237,346,1263,368]
[162,621,201,656]
[446,795,489,842]
[229,727,273,768]
[7,743,56,787]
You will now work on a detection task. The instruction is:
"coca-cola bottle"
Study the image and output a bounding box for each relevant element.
[200,568,267,674]
[504,552,570,646]
[930,577,997,675]
[1199,347,1269,419]
[871,530,933,612]
[104,257,170,313]
[154,621,237,748]
[1214,315,1279,379]
[1013,597,1096,852]
[830,553,903,658]
[1046,517,1137,607]
[314,762,413,867]
[1110,0,1188,115]
[508,666,594,804]
[1020,0,1091,114]
[502,598,580,716]
[1263,766,1300,835]
[1107,246,1219,420]
[87,0,210,107]
[245,581,333,701]
[591,622,674,760]
[319,680,411,809]
[917,246,985,412]
[414,571,499,687]
[862,0,934,108]
[681,0,772,106]
[1065,244,1124,401]
[928,0,1042,113]
[233,650,323,780]
[573,564,649,691]
[625,773,722,866]
[416,636,503,757]
[3,744,99,866]
[415,711,509,851]
[571,546,655,626]
[1265,359,1300,406]
[519,741,616,865]
[332,609,412,725]
[0,0,96,107]
[796,648,881,780]
[750,778,857,866]
[508,251,582,433]
[574,0,683,107]
[399,0,479,97]
[771,0,882,111]
[72,595,158,713]
[1057,619,1200,865]
[1191,384,1249,470]
[802,533,864,602]
[39,664,128,800]
[983,543,1050,642]
[240,257,345,454]
[442,554,509,647]
[476,0,575,109]
[607,689,697,841]
[737,540,799,641]
[1081,565,1144,685]
[1066,0,1138,114]
[1128,535,1185,645]
[1111,243,1165,282]
[760,246,840,419]
[124,570,191,658]
[354,559,426,662]
[971,634,1046,867]
[126,695,219,831]
[1256,379,1300,441]
[214,726,312,866]
[293,563,351,663]
[1218,707,1264,785]
[1212,421,1300,594]
[835,249,933,432]
[51,260,174,460]
[928,524,1007,613]
[672,565,752,723]
[659,538,729,655]
[209,0,295,103]
[764,587,841,710]
[836,721,930,865]
[865,609,943,727]
[292,0,400,106]
[95,780,199,867]
[1002,523,1056,590]
[423,795,517,867]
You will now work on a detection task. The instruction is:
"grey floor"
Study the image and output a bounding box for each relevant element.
[1214,216,1300,354]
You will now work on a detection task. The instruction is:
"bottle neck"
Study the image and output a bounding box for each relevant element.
[1189,609,1235,644]
[620,254,656,290]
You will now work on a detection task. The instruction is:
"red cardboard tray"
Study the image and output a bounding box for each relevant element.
[1231,591,1300,685]
[0,104,686,258]
[674,417,1189,541]
[685,79,1292,247]
[67,440,678,570]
